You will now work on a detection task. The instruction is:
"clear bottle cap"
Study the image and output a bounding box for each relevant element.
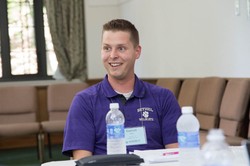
[110,103,119,109]
[181,106,193,114]
[207,128,225,141]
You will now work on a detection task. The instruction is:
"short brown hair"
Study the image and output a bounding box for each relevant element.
[102,19,139,47]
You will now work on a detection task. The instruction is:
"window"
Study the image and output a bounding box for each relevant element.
[0,0,57,81]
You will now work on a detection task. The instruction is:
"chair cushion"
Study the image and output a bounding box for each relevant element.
[47,82,88,112]
[0,113,36,124]
[220,119,239,137]
[195,77,226,129]
[225,136,246,146]
[178,78,200,111]
[0,122,40,137]
[0,86,37,114]
[196,113,218,130]
[41,120,66,133]
[156,78,181,98]
[49,112,68,121]
[220,79,250,121]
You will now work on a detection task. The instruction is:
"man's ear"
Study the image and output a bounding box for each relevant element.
[135,45,141,59]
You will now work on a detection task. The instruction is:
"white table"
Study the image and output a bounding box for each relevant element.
[41,160,75,166]
[41,160,179,166]
[41,146,249,166]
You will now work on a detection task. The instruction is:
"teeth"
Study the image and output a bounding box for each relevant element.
[110,63,120,67]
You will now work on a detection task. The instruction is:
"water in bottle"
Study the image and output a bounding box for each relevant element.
[106,103,126,154]
[177,106,200,166]
[201,129,233,166]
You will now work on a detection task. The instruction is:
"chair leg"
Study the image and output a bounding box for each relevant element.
[36,134,39,159]
[38,133,45,163]
[48,133,52,158]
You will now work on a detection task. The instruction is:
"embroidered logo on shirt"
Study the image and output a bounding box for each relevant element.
[137,107,154,121]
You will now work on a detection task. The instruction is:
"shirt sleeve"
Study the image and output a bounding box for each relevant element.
[161,89,181,145]
[62,93,95,157]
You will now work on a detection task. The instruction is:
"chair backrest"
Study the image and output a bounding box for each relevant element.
[219,78,250,137]
[156,78,181,98]
[178,78,200,112]
[47,82,89,121]
[195,77,226,131]
[0,86,37,124]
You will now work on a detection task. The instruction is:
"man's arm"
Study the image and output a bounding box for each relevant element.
[165,143,179,149]
[73,150,93,160]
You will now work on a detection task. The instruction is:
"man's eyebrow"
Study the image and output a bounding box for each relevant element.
[117,44,127,47]
[102,43,128,47]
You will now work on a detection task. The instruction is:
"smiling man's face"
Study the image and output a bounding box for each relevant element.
[101,30,141,81]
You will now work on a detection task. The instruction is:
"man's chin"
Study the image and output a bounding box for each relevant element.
[108,73,124,80]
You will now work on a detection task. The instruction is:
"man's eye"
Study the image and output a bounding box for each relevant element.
[118,47,126,51]
[103,47,111,51]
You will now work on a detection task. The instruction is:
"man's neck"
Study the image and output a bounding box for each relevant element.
[108,75,135,93]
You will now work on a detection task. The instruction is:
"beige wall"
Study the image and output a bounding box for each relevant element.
[85,0,250,79]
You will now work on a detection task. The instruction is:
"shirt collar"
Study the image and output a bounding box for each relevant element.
[101,74,146,98]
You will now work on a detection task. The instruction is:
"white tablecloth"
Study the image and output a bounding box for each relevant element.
[41,160,179,166]
[41,146,249,166]
[42,160,75,166]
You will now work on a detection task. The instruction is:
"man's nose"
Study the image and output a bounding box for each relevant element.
[110,49,118,58]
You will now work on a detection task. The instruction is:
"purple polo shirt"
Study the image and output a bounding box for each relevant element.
[62,75,181,157]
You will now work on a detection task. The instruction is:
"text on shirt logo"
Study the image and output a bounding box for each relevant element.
[137,107,154,121]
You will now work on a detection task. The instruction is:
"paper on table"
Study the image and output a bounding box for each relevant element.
[41,160,76,166]
[132,148,179,164]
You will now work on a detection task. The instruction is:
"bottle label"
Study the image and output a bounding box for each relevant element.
[178,131,200,148]
[107,124,125,139]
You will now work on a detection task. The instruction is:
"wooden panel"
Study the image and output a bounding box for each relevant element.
[36,86,48,122]
[0,133,63,150]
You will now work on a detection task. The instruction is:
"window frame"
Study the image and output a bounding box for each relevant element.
[0,0,53,82]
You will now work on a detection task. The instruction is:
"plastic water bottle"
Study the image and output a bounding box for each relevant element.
[177,106,200,166]
[201,129,233,166]
[106,103,126,154]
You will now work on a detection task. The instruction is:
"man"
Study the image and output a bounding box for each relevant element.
[62,19,181,159]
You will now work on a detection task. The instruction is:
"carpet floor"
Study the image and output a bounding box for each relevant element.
[0,144,69,166]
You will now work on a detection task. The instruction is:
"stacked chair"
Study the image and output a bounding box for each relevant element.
[218,78,250,145]
[0,85,42,161]
[177,78,200,112]
[40,82,88,162]
[194,77,227,145]
[143,77,250,146]
[1,77,250,163]
[156,78,182,98]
